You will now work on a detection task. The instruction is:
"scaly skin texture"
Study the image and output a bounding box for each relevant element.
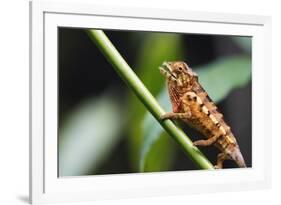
[159,61,246,168]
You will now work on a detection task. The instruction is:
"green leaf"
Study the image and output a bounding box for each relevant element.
[59,93,124,176]
[140,133,176,172]
[127,33,184,170]
[140,55,251,171]
[231,36,252,54]
[196,55,251,102]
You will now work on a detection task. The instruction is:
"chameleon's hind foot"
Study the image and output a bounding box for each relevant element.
[193,136,219,147]
[193,140,210,146]
[215,153,229,169]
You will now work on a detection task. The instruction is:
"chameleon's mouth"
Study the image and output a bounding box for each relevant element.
[159,62,177,79]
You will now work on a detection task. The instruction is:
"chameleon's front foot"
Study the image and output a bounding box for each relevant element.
[160,112,191,121]
[159,113,173,121]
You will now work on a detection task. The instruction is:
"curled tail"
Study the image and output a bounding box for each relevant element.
[231,146,246,168]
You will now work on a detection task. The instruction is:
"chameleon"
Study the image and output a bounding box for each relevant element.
[159,61,246,169]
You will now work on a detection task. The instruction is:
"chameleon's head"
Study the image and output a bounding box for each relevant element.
[159,61,198,90]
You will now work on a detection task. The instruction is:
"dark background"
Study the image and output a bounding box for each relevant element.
[59,28,252,175]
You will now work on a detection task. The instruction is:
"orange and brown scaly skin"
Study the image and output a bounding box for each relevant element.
[159,61,246,168]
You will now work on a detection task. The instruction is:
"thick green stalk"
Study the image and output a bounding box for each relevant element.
[86,29,214,170]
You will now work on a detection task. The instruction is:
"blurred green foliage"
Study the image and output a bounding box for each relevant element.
[196,56,251,102]
[59,30,251,176]
[231,36,252,54]
[59,93,124,176]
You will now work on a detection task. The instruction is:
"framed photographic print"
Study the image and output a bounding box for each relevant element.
[30,0,271,204]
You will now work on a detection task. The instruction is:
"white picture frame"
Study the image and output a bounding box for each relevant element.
[30,0,272,204]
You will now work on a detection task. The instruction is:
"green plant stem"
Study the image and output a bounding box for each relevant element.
[86,29,214,170]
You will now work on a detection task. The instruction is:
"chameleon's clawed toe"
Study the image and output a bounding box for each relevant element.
[160,113,175,121]
[214,165,221,169]
[159,114,168,121]
[193,140,206,146]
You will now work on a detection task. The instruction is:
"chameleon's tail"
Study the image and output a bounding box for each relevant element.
[231,146,246,168]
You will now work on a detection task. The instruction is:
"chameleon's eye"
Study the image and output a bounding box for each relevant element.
[178,67,183,71]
